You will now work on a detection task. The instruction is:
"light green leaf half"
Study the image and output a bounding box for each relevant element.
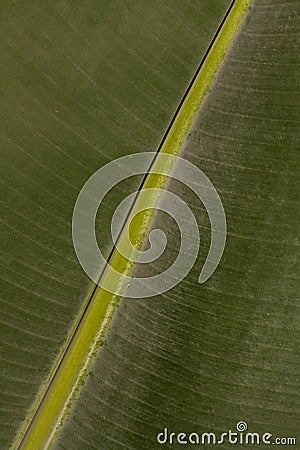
[0,1,233,448]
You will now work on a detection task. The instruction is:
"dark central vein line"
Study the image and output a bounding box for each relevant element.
[17,1,239,447]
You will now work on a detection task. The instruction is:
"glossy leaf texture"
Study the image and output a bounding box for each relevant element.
[0,0,231,447]
[55,1,300,449]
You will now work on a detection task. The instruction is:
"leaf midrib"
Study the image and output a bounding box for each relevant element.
[14,1,251,448]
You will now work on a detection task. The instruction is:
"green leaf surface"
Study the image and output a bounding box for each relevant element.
[54,1,300,449]
[0,0,231,448]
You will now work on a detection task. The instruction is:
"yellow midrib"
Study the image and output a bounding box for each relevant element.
[13,1,251,448]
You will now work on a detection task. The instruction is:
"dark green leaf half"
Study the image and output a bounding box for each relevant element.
[55,1,300,449]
